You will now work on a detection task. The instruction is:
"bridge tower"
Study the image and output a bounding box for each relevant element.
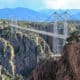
[53,12,59,54]
[10,16,18,34]
[14,16,18,26]
[14,16,18,33]
[10,16,14,35]
[53,12,69,54]
[63,12,68,40]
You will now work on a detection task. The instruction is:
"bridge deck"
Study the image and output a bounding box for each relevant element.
[10,24,68,39]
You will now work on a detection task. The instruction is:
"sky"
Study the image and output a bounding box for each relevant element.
[0,0,80,10]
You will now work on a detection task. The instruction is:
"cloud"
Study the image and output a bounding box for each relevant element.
[43,0,80,9]
[0,0,44,10]
[0,0,16,8]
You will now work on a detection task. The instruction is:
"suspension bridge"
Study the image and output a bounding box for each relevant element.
[4,12,71,58]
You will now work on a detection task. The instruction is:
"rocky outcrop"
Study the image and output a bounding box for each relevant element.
[0,65,23,80]
[0,27,53,79]
[30,42,80,80]
[0,38,15,75]
[11,32,52,77]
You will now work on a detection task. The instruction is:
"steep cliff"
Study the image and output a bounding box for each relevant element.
[30,42,80,80]
[0,38,23,80]
[8,32,52,77]
[0,26,53,79]
[0,38,15,75]
[0,65,23,80]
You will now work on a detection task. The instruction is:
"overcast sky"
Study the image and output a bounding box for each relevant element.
[0,0,80,10]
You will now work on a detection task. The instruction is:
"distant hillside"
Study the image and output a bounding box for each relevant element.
[0,8,80,21]
[0,8,46,21]
[39,9,80,21]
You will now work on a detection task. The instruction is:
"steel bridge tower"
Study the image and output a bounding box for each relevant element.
[10,16,18,35]
[53,12,69,54]
[63,12,68,39]
[53,12,59,53]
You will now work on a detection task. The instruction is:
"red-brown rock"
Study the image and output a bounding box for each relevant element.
[30,42,80,80]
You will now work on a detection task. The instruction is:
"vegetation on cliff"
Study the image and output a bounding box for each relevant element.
[30,33,80,80]
[0,20,80,80]
[0,38,24,80]
[0,20,53,79]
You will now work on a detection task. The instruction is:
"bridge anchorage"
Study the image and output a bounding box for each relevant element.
[9,12,70,58]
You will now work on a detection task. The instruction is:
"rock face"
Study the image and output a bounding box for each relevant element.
[30,42,80,80]
[0,28,53,79]
[0,38,15,75]
[8,32,52,76]
[0,65,23,80]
